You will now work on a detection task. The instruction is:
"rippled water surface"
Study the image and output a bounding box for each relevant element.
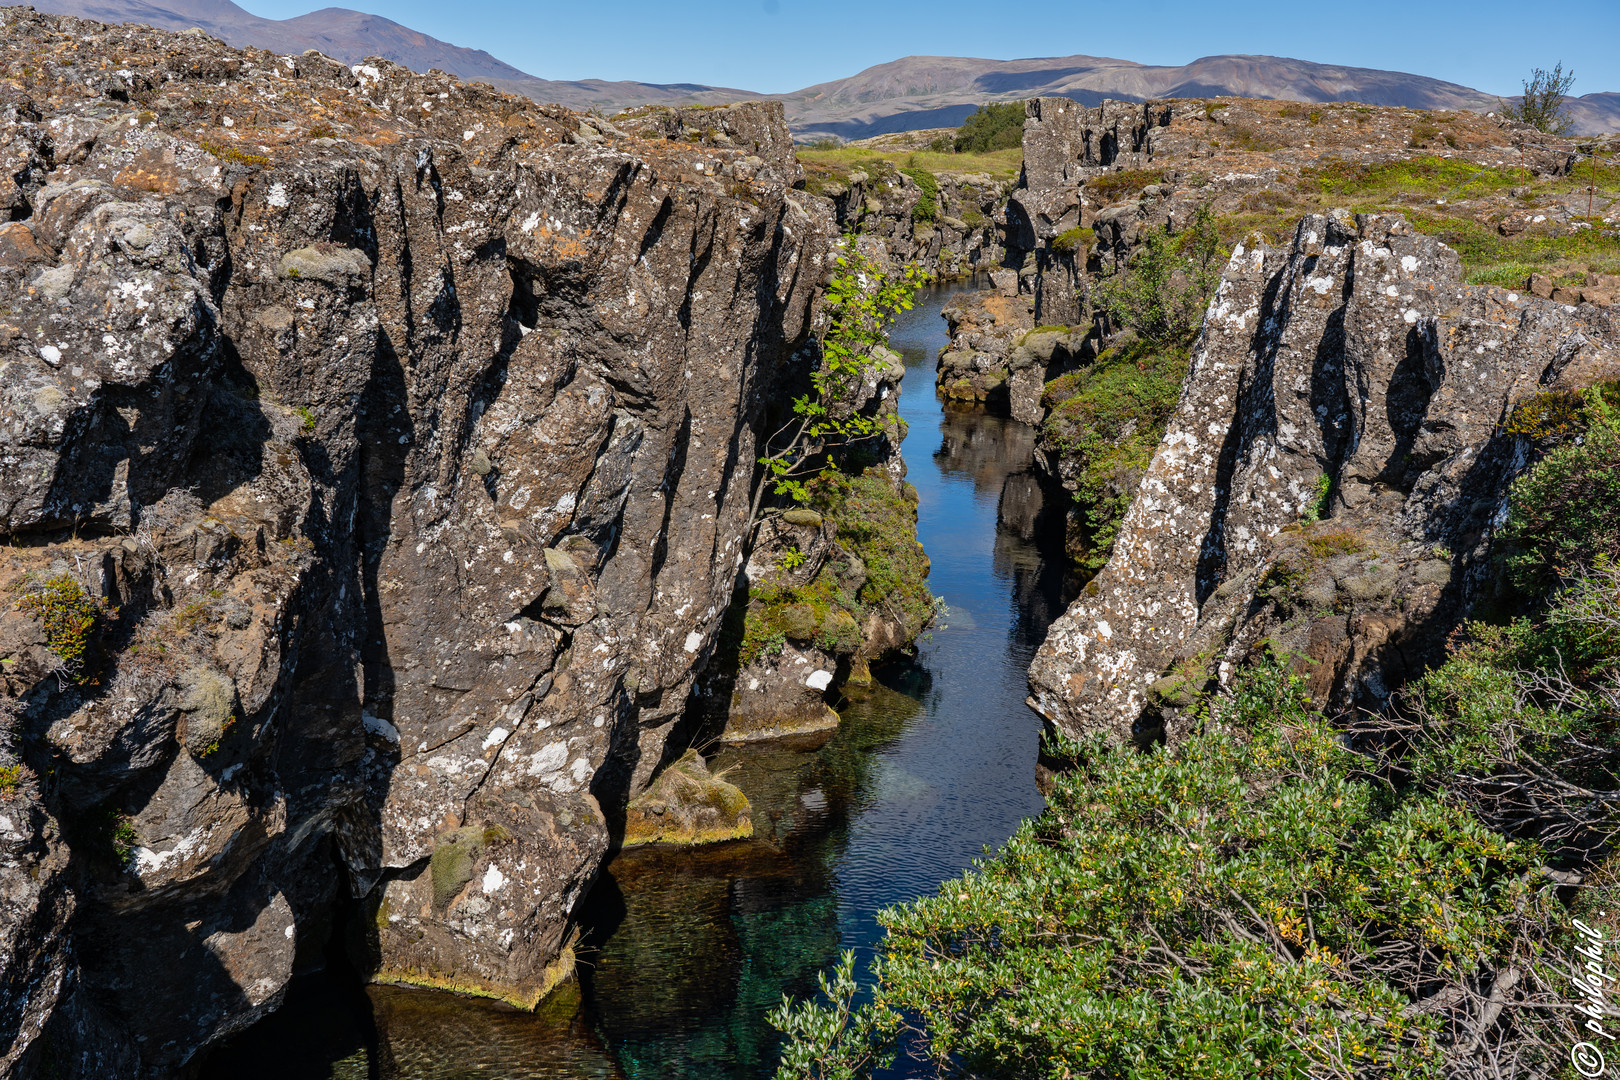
[204,277,1071,1080]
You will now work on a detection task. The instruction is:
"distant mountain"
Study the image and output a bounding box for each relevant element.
[33,0,532,80]
[28,1,1620,137]
[30,0,763,112]
[781,53,1620,139]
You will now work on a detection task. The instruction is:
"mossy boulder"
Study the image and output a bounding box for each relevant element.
[623,750,753,847]
[276,244,369,285]
[181,666,237,756]
[428,825,487,909]
[781,508,823,528]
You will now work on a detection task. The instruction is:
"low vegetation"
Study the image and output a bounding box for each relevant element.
[900,166,939,223]
[16,573,109,682]
[1033,203,1222,573]
[1041,341,1189,573]
[951,102,1026,154]
[771,374,1620,1079]
[797,145,1023,188]
[1095,202,1223,343]
[740,466,929,667]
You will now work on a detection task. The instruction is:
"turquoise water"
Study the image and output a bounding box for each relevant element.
[201,277,1069,1079]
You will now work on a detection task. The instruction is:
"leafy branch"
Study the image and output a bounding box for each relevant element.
[750,239,921,529]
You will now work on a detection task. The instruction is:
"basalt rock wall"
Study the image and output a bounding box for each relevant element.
[0,9,839,1075]
[1028,210,1620,744]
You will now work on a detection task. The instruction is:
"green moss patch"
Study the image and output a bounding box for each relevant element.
[741,463,933,665]
[1042,340,1191,572]
[429,826,486,910]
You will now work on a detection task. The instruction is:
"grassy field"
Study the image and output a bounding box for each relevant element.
[1207,151,1620,287]
[796,145,1023,183]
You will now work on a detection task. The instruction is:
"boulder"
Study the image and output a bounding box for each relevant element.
[1028,212,1620,744]
[622,750,753,847]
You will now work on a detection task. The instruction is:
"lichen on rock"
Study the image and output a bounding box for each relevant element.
[0,7,852,1070]
[1028,211,1619,746]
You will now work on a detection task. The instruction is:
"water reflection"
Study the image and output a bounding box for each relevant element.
[201,278,1070,1080]
[578,682,922,1078]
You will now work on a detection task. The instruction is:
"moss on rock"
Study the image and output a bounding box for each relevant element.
[623,750,753,847]
[376,945,576,1012]
[428,826,486,910]
[1041,338,1191,571]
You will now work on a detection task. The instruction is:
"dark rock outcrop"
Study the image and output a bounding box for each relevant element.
[0,8,847,1073]
[1028,211,1620,744]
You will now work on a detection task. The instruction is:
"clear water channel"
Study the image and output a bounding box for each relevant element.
[203,276,1073,1080]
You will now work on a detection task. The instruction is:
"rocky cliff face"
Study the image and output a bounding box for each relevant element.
[1028,210,1619,744]
[800,152,1012,280]
[0,9,842,1074]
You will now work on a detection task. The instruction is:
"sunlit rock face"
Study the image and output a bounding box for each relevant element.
[1029,211,1619,744]
[0,8,840,1072]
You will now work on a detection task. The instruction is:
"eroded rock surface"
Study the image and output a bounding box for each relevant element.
[1028,211,1620,743]
[0,8,843,1073]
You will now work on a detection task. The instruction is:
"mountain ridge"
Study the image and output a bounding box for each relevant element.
[24,0,1620,135]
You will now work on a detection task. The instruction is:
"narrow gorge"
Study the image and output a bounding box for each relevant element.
[1,6,1618,1079]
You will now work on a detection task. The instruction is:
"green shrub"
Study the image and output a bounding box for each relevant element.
[811,472,928,623]
[952,102,1025,154]
[1042,339,1190,571]
[1503,387,1620,591]
[900,167,939,223]
[741,464,933,664]
[1501,62,1576,135]
[1094,201,1223,343]
[772,656,1559,1079]
[1300,473,1332,522]
[17,573,108,680]
[101,810,139,866]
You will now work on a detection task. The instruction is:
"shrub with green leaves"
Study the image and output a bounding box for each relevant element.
[1041,340,1190,571]
[17,573,108,680]
[771,657,1562,1079]
[753,238,920,514]
[952,102,1026,154]
[1502,386,1620,591]
[1094,202,1223,343]
[1501,62,1576,136]
[901,167,939,224]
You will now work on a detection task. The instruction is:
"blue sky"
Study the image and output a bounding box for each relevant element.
[249,0,1620,95]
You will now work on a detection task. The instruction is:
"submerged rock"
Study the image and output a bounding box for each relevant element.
[623,750,752,846]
